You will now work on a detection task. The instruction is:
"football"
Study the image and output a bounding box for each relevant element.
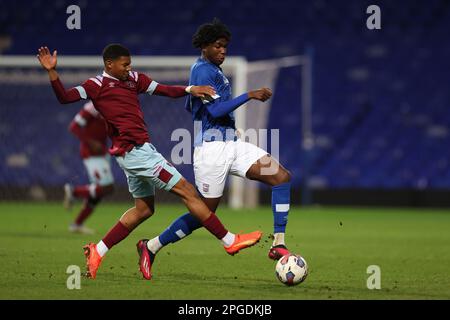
[275,254,308,286]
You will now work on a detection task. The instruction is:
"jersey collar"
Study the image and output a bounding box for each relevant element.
[102,71,120,81]
[198,57,222,72]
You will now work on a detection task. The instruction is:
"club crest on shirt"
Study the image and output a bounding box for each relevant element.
[125,81,136,88]
[108,82,115,88]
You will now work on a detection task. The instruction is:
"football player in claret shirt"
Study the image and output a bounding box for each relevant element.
[37,44,262,280]
[64,101,114,235]
[146,19,293,263]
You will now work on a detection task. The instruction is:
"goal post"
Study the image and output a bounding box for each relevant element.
[236,55,313,208]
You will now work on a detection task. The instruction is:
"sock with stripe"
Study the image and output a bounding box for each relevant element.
[272,182,291,245]
[97,221,130,257]
[156,212,202,249]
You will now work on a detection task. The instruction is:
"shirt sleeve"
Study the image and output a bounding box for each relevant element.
[136,73,158,94]
[79,78,102,100]
[137,72,187,97]
[50,78,82,104]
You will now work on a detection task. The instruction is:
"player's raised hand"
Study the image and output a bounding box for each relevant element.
[190,85,216,99]
[248,88,272,102]
[37,46,58,70]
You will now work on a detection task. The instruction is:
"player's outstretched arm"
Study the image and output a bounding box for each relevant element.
[206,87,272,119]
[153,84,215,99]
[36,46,82,104]
[189,86,216,99]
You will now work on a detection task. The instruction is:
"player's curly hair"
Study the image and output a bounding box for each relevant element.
[102,43,130,61]
[192,18,231,48]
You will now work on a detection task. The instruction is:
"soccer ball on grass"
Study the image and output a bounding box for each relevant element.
[275,254,308,286]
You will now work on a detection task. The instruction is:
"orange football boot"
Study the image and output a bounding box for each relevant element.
[83,243,103,279]
[224,231,263,255]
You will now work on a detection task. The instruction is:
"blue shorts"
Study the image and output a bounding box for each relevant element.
[115,143,182,198]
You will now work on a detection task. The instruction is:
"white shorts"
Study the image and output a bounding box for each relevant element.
[193,139,267,198]
[83,155,114,186]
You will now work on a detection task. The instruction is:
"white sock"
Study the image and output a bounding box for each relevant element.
[272,233,285,247]
[221,232,235,247]
[146,236,163,254]
[96,240,109,257]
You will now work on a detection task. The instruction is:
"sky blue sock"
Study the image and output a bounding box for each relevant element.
[158,212,202,246]
[272,182,291,233]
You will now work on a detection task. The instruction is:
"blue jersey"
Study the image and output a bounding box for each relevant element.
[185,58,237,146]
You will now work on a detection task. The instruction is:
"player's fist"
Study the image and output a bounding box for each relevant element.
[190,85,216,99]
[248,88,272,102]
[37,46,57,70]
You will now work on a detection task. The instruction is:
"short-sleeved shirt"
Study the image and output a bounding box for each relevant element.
[74,71,159,156]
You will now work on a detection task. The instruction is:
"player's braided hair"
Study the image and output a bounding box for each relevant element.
[102,43,130,61]
[192,18,231,48]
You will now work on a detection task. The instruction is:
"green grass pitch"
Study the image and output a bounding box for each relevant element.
[0,202,449,299]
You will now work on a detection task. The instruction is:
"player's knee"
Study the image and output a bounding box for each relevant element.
[136,206,154,220]
[283,169,292,183]
[177,178,198,201]
[275,168,291,185]
[135,200,154,220]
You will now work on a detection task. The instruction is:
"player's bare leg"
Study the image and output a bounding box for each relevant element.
[170,177,262,254]
[246,155,291,187]
[120,196,155,230]
[162,177,262,256]
[246,155,292,260]
[201,197,222,214]
[136,179,261,280]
